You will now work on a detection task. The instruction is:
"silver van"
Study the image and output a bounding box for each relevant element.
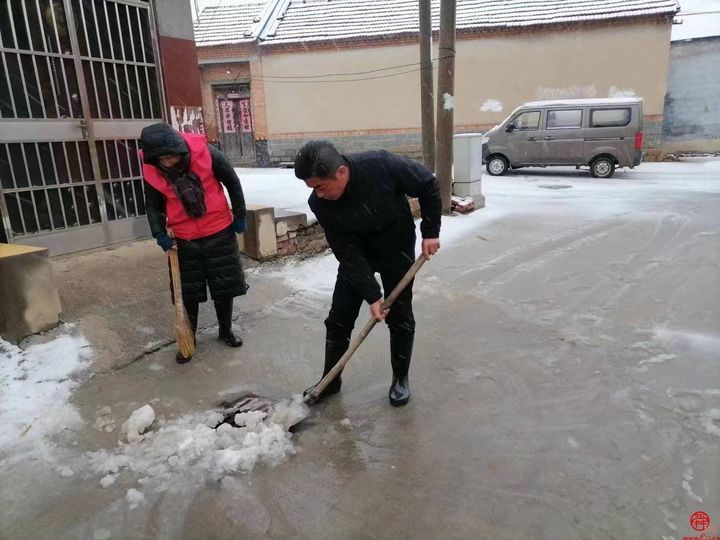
[481,98,644,178]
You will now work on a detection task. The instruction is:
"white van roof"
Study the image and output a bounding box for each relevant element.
[522,97,643,108]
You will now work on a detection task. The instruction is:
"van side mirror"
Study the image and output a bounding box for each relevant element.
[505,124,515,133]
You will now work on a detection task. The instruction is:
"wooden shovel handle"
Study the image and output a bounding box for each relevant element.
[305,254,428,403]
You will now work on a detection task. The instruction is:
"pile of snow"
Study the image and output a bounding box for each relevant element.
[125,488,145,510]
[87,397,308,491]
[701,409,720,438]
[121,404,155,442]
[0,331,91,453]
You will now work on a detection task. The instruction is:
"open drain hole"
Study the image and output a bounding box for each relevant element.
[213,393,279,429]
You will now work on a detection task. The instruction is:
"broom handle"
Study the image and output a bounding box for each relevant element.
[305,254,427,403]
[167,230,185,316]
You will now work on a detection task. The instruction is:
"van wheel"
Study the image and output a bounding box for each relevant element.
[486,156,508,176]
[590,157,615,178]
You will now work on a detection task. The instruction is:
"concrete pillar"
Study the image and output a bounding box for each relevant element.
[0,245,62,343]
[152,0,204,129]
[238,204,278,260]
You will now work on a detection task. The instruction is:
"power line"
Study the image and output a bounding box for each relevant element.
[260,54,453,79]
[256,64,439,84]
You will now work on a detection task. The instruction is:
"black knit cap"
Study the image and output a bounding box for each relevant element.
[294,140,345,180]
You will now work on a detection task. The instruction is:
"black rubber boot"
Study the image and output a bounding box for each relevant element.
[215,298,243,347]
[219,331,243,347]
[388,328,413,407]
[389,376,410,407]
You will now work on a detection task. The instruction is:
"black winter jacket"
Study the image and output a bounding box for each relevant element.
[309,150,442,304]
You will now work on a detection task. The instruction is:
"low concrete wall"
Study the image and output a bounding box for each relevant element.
[0,244,61,343]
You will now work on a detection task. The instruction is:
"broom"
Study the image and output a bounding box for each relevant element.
[168,230,196,359]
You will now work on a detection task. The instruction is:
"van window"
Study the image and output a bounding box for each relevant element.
[510,111,540,131]
[546,109,582,129]
[590,108,631,128]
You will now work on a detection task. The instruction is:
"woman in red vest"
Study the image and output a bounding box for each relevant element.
[139,123,248,364]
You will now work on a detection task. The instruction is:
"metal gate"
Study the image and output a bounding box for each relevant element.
[0,0,164,255]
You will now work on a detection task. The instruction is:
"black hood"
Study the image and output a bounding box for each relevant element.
[139,123,189,165]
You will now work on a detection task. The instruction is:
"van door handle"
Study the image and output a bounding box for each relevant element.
[527,137,538,142]
[544,136,555,141]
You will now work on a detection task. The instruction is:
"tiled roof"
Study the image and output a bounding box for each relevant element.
[194,2,271,46]
[259,0,680,45]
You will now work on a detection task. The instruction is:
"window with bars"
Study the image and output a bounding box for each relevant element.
[0,139,146,236]
[0,1,82,119]
[72,0,160,120]
[95,138,146,221]
[1,141,101,235]
[0,1,161,121]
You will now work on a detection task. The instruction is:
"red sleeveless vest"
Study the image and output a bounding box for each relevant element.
[140,133,232,241]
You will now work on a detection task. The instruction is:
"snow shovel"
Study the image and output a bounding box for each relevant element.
[215,254,428,428]
[168,230,196,360]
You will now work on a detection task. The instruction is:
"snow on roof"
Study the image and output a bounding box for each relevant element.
[259,0,680,45]
[523,97,643,107]
[194,2,271,46]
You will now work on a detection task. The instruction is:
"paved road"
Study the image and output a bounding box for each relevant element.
[2,161,719,539]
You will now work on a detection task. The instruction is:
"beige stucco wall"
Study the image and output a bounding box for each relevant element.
[261,19,672,136]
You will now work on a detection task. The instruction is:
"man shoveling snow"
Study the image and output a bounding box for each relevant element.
[294,141,442,406]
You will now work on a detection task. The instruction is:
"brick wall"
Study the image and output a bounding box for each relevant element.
[266,125,494,163]
[276,222,328,257]
[268,131,423,163]
[199,62,252,142]
[267,116,664,165]
[197,43,270,160]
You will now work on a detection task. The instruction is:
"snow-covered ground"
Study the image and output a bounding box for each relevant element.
[238,160,720,234]
[237,167,315,222]
[1,159,719,538]
[263,159,720,293]
[0,327,91,458]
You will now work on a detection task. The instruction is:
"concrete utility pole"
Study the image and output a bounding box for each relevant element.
[435,0,456,214]
[419,0,435,172]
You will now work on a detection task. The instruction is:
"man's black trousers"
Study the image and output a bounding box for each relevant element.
[324,254,416,379]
